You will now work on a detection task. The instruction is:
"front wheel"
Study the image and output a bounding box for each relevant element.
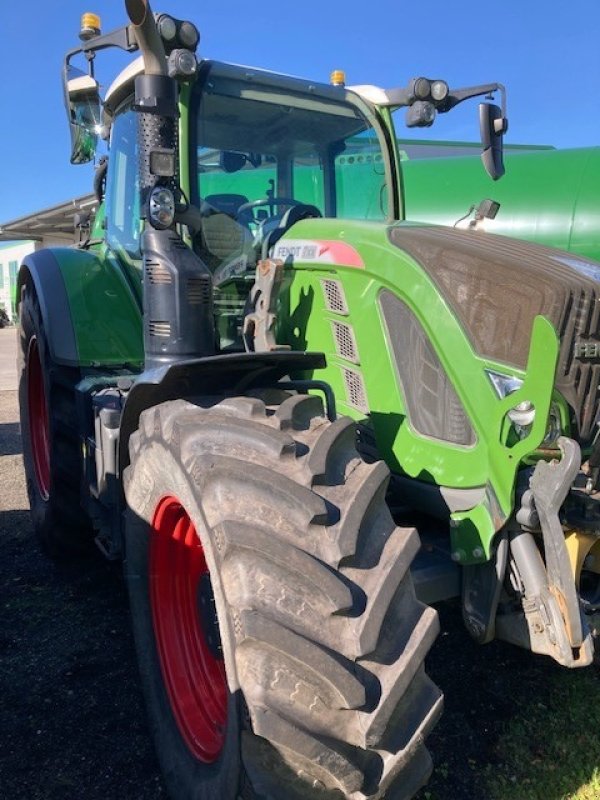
[124,393,442,800]
[18,278,93,556]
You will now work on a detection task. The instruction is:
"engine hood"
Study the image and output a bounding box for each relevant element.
[388,223,600,440]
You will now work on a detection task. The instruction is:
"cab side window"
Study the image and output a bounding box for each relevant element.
[105,106,140,258]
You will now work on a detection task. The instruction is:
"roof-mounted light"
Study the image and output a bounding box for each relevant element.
[413,78,431,99]
[179,21,200,50]
[157,14,177,43]
[431,80,449,101]
[330,69,346,87]
[79,12,101,42]
[155,14,200,52]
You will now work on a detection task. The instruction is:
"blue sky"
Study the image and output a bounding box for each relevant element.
[0,0,598,222]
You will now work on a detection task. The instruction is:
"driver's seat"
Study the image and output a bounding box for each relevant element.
[261,203,322,259]
[196,195,254,273]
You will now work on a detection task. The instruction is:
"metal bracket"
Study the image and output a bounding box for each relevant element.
[530,437,589,647]
[462,531,508,643]
[506,436,595,666]
[243,259,290,353]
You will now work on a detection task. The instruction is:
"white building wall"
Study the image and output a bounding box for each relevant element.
[0,241,36,322]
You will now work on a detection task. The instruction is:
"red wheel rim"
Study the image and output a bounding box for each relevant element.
[27,336,50,500]
[150,496,228,762]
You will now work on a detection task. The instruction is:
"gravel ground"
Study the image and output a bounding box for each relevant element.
[1,379,597,800]
[0,387,165,799]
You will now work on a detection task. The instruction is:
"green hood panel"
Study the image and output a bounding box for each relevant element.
[388,223,600,442]
[275,217,560,553]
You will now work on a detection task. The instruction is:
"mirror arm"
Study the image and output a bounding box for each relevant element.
[381,87,412,108]
[64,24,139,74]
[440,83,506,117]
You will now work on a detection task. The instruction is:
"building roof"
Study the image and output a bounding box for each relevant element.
[0,194,97,242]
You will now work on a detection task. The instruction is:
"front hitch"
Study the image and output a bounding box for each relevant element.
[497,437,594,667]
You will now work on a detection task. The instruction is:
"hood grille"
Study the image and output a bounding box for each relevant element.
[389,225,600,442]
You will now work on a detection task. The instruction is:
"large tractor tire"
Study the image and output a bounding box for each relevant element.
[124,393,442,800]
[18,278,93,557]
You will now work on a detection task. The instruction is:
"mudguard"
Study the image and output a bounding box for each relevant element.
[17,247,143,368]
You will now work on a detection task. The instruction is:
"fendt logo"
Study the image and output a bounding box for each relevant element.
[574,340,600,359]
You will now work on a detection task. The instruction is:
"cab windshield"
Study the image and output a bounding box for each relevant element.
[190,69,389,282]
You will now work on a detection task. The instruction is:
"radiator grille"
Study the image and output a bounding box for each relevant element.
[343,367,369,414]
[332,321,359,364]
[555,286,600,441]
[321,279,348,315]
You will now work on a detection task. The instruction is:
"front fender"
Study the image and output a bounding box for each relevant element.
[17,247,142,368]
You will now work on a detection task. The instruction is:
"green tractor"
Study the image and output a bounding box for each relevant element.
[15,2,600,799]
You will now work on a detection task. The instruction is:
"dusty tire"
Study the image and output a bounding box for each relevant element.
[18,278,93,557]
[124,393,442,800]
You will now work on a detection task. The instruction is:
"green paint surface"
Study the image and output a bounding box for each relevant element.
[275,217,559,557]
[52,245,142,366]
[402,147,600,261]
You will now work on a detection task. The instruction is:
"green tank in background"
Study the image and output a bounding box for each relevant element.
[402,146,600,262]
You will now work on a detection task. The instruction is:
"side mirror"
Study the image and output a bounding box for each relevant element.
[480,103,507,181]
[63,64,102,165]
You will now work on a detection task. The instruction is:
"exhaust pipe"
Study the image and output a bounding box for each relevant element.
[125,0,167,76]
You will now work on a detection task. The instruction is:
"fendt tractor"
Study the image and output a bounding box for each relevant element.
[16,2,600,799]
[401,145,600,261]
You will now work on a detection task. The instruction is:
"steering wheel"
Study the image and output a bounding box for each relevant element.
[237,197,300,222]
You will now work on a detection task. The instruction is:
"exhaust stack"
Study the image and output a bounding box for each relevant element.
[125,0,215,369]
[125,0,167,76]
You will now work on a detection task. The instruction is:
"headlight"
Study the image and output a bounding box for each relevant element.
[486,369,562,444]
[149,187,175,229]
[507,399,535,429]
[168,49,198,79]
[157,14,178,43]
[179,21,200,50]
[431,80,449,101]
[487,369,534,438]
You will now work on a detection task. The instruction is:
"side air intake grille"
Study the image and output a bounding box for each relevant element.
[149,320,171,338]
[380,289,476,446]
[146,261,172,285]
[343,367,369,414]
[188,276,212,305]
[321,279,348,315]
[332,321,359,364]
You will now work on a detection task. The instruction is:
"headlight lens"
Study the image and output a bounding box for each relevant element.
[179,21,200,49]
[431,80,449,101]
[149,187,175,229]
[486,369,563,444]
[157,14,177,43]
[507,399,535,428]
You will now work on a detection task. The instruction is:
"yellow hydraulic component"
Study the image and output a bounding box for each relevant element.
[564,529,600,587]
[330,69,346,87]
[80,13,101,41]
